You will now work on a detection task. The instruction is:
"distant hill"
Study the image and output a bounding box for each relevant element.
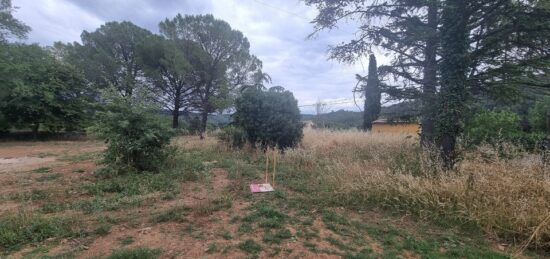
[302,102,421,129]
[159,101,422,130]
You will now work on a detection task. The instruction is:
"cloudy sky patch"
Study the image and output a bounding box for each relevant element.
[13,0,387,113]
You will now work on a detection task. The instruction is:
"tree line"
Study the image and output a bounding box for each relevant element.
[307,0,550,168]
[1,1,269,138]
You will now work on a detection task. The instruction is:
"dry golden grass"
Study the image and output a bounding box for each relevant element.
[284,128,550,250]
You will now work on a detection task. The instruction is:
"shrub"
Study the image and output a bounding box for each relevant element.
[234,87,303,149]
[464,109,545,149]
[89,95,172,174]
[528,97,550,133]
[217,126,247,149]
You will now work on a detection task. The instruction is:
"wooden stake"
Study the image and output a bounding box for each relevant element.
[272,150,277,187]
[265,151,269,183]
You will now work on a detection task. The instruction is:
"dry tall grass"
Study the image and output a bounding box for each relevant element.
[284,128,550,250]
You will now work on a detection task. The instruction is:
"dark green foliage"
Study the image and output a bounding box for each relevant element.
[464,110,545,149]
[0,44,92,135]
[160,14,268,137]
[65,21,152,97]
[528,98,550,133]
[89,95,172,173]
[217,126,247,149]
[107,247,161,259]
[234,87,303,149]
[361,54,381,131]
[137,35,205,128]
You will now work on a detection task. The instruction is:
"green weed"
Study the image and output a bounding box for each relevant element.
[36,173,63,182]
[106,247,161,259]
[152,206,189,223]
[0,211,80,252]
[238,239,262,254]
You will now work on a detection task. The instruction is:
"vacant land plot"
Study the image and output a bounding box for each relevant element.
[0,130,547,258]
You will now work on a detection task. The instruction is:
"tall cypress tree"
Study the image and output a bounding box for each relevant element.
[363,54,381,131]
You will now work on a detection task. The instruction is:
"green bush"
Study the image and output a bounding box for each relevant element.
[89,95,172,174]
[234,87,303,149]
[528,97,550,133]
[464,109,545,149]
[217,126,247,149]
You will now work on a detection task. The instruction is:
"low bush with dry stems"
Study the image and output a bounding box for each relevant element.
[283,128,550,250]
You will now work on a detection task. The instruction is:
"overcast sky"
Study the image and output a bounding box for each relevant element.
[12,0,390,114]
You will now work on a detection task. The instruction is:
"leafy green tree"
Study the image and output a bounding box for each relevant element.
[62,21,152,97]
[0,44,91,137]
[137,35,206,128]
[464,109,545,149]
[233,86,302,149]
[89,92,172,174]
[0,0,30,43]
[360,54,381,131]
[160,14,267,138]
[528,98,550,133]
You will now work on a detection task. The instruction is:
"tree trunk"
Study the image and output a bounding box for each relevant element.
[32,123,39,140]
[436,0,469,169]
[199,108,208,139]
[420,2,438,148]
[199,82,212,140]
[172,89,181,129]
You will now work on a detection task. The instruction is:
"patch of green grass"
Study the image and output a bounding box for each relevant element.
[36,173,63,182]
[262,228,293,244]
[238,222,253,234]
[32,167,51,173]
[119,236,135,246]
[219,229,232,240]
[206,243,218,254]
[41,202,67,214]
[84,172,177,196]
[11,189,50,201]
[106,247,161,259]
[243,201,287,229]
[73,195,143,214]
[193,194,233,216]
[21,245,49,258]
[58,152,99,162]
[238,239,262,254]
[152,206,189,223]
[164,150,208,181]
[325,236,355,252]
[72,168,86,173]
[94,222,112,236]
[0,211,80,252]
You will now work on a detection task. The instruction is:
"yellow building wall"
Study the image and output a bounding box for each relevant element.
[372,123,420,135]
